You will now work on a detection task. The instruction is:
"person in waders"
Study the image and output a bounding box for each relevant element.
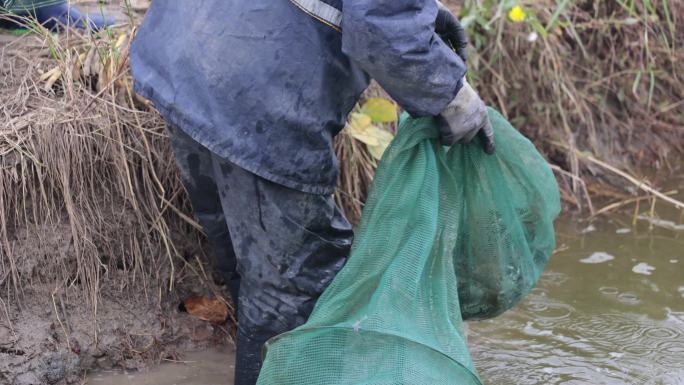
[0,0,114,30]
[129,1,495,384]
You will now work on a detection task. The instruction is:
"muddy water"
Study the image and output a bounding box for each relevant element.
[87,348,235,384]
[89,204,684,385]
[468,214,684,384]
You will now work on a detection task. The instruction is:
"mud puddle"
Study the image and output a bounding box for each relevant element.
[87,348,235,385]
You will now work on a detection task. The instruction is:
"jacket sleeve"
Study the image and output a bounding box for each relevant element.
[341,0,466,116]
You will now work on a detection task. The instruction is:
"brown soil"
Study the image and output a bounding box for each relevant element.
[1,283,232,385]
[0,222,233,385]
[1,2,236,384]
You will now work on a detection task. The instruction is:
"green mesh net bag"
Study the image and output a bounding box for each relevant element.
[256,108,561,385]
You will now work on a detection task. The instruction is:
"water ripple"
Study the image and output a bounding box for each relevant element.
[469,307,684,384]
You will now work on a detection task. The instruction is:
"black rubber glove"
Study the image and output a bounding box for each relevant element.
[435,1,468,62]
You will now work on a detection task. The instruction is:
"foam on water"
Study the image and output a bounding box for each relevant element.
[632,262,656,275]
[579,252,614,264]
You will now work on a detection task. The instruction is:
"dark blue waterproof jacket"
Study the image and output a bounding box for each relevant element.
[130,0,465,194]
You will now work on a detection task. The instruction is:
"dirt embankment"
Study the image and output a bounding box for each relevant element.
[1,2,237,384]
[2,282,230,385]
[1,221,232,385]
[0,213,232,385]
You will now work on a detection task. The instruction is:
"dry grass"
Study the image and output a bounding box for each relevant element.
[456,0,683,212]
[335,0,684,221]
[0,21,201,315]
[1,0,683,319]
[334,129,378,226]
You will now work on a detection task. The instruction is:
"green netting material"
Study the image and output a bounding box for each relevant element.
[257,108,561,385]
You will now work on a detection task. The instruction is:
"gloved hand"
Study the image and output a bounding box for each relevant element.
[435,1,468,62]
[439,78,496,154]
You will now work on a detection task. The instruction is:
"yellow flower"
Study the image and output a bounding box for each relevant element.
[508,5,527,22]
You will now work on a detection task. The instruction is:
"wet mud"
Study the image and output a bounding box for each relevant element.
[88,348,234,385]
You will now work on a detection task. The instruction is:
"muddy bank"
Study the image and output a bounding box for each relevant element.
[0,3,236,384]
[88,348,234,385]
[1,275,233,385]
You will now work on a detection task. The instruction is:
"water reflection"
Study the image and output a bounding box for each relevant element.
[468,216,684,385]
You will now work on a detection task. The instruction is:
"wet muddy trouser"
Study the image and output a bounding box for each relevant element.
[166,124,353,385]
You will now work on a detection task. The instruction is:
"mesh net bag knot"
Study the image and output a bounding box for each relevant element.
[257,108,561,385]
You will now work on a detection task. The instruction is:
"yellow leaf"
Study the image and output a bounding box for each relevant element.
[508,5,527,22]
[361,98,397,123]
[349,126,380,146]
[348,112,395,157]
[115,33,128,49]
[43,67,62,92]
[348,113,379,146]
[364,126,394,160]
[39,66,60,81]
[349,112,372,130]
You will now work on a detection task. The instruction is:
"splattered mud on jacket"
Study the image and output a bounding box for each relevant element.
[130,0,465,194]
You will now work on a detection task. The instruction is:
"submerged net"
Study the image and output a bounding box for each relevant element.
[257,108,561,384]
